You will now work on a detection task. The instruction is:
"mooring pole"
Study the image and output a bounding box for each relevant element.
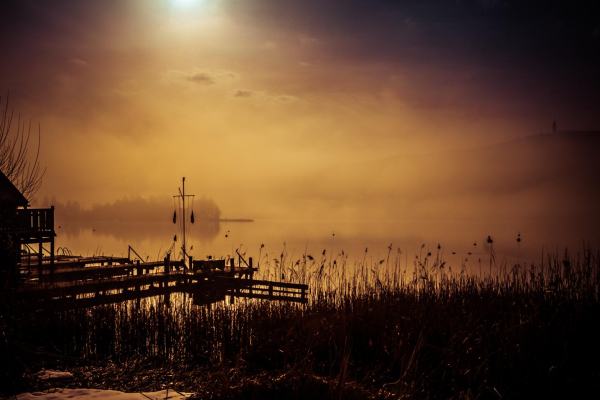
[182,177,186,267]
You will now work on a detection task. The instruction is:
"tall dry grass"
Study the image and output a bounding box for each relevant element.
[2,245,600,398]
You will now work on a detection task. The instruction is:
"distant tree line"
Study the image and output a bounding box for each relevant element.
[41,195,221,222]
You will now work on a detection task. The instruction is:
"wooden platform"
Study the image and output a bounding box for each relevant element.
[16,257,309,309]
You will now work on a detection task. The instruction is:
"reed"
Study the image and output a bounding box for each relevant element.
[2,245,600,398]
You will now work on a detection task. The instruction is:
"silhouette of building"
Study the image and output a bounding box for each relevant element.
[0,170,28,208]
[0,170,55,283]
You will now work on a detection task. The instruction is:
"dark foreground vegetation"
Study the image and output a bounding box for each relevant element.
[2,248,600,399]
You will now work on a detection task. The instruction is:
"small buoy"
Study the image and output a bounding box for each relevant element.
[174,235,177,242]
[190,211,195,224]
[173,211,177,224]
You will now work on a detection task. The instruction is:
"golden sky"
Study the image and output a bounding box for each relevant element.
[1,0,599,219]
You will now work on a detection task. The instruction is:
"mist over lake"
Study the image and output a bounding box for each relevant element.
[55,217,598,276]
[52,131,600,273]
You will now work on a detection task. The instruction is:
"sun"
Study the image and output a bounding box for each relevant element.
[174,0,199,7]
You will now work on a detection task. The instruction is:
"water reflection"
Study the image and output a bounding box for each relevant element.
[58,221,220,242]
[55,220,221,259]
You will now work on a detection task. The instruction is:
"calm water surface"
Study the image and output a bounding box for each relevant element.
[53,218,599,275]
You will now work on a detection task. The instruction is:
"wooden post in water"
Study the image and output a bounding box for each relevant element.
[38,242,43,280]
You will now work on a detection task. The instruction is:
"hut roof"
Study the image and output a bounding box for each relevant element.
[0,170,28,207]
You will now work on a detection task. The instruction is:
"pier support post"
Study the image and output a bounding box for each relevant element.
[164,254,170,274]
[38,242,43,281]
[50,237,55,283]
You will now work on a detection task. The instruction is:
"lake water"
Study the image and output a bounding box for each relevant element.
[53,218,599,275]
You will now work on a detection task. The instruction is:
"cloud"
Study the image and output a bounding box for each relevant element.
[186,72,216,84]
[68,58,88,67]
[263,41,277,49]
[234,89,256,98]
[165,68,238,86]
[299,34,318,46]
[232,89,298,103]
[277,95,296,102]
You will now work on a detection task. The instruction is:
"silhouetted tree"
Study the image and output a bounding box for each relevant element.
[50,195,222,222]
[0,94,45,204]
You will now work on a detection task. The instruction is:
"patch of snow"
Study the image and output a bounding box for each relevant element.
[17,388,192,400]
[32,369,74,380]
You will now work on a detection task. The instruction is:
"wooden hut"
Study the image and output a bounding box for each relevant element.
[0,171,55,281]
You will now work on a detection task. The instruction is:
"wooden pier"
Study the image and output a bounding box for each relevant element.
[16,255,309,309]
[3,176,308,309]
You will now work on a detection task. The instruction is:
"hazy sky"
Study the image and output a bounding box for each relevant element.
[1,0,599,218]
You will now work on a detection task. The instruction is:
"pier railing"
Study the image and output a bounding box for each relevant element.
[0,207,55,233]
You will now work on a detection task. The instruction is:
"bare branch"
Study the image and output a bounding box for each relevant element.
[0,93,45,205]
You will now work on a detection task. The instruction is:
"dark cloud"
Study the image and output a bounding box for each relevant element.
[223,0,600,126]
[186,73,216,85]
[234,90,256,98]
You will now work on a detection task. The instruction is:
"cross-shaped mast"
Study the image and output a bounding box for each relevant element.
[173,177,195,264]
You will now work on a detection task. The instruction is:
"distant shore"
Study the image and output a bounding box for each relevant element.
[54,218,254,223]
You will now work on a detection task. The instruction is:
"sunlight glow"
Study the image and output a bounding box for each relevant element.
[175,0,199,6]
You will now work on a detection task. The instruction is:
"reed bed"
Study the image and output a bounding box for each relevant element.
[2,246,600,398]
